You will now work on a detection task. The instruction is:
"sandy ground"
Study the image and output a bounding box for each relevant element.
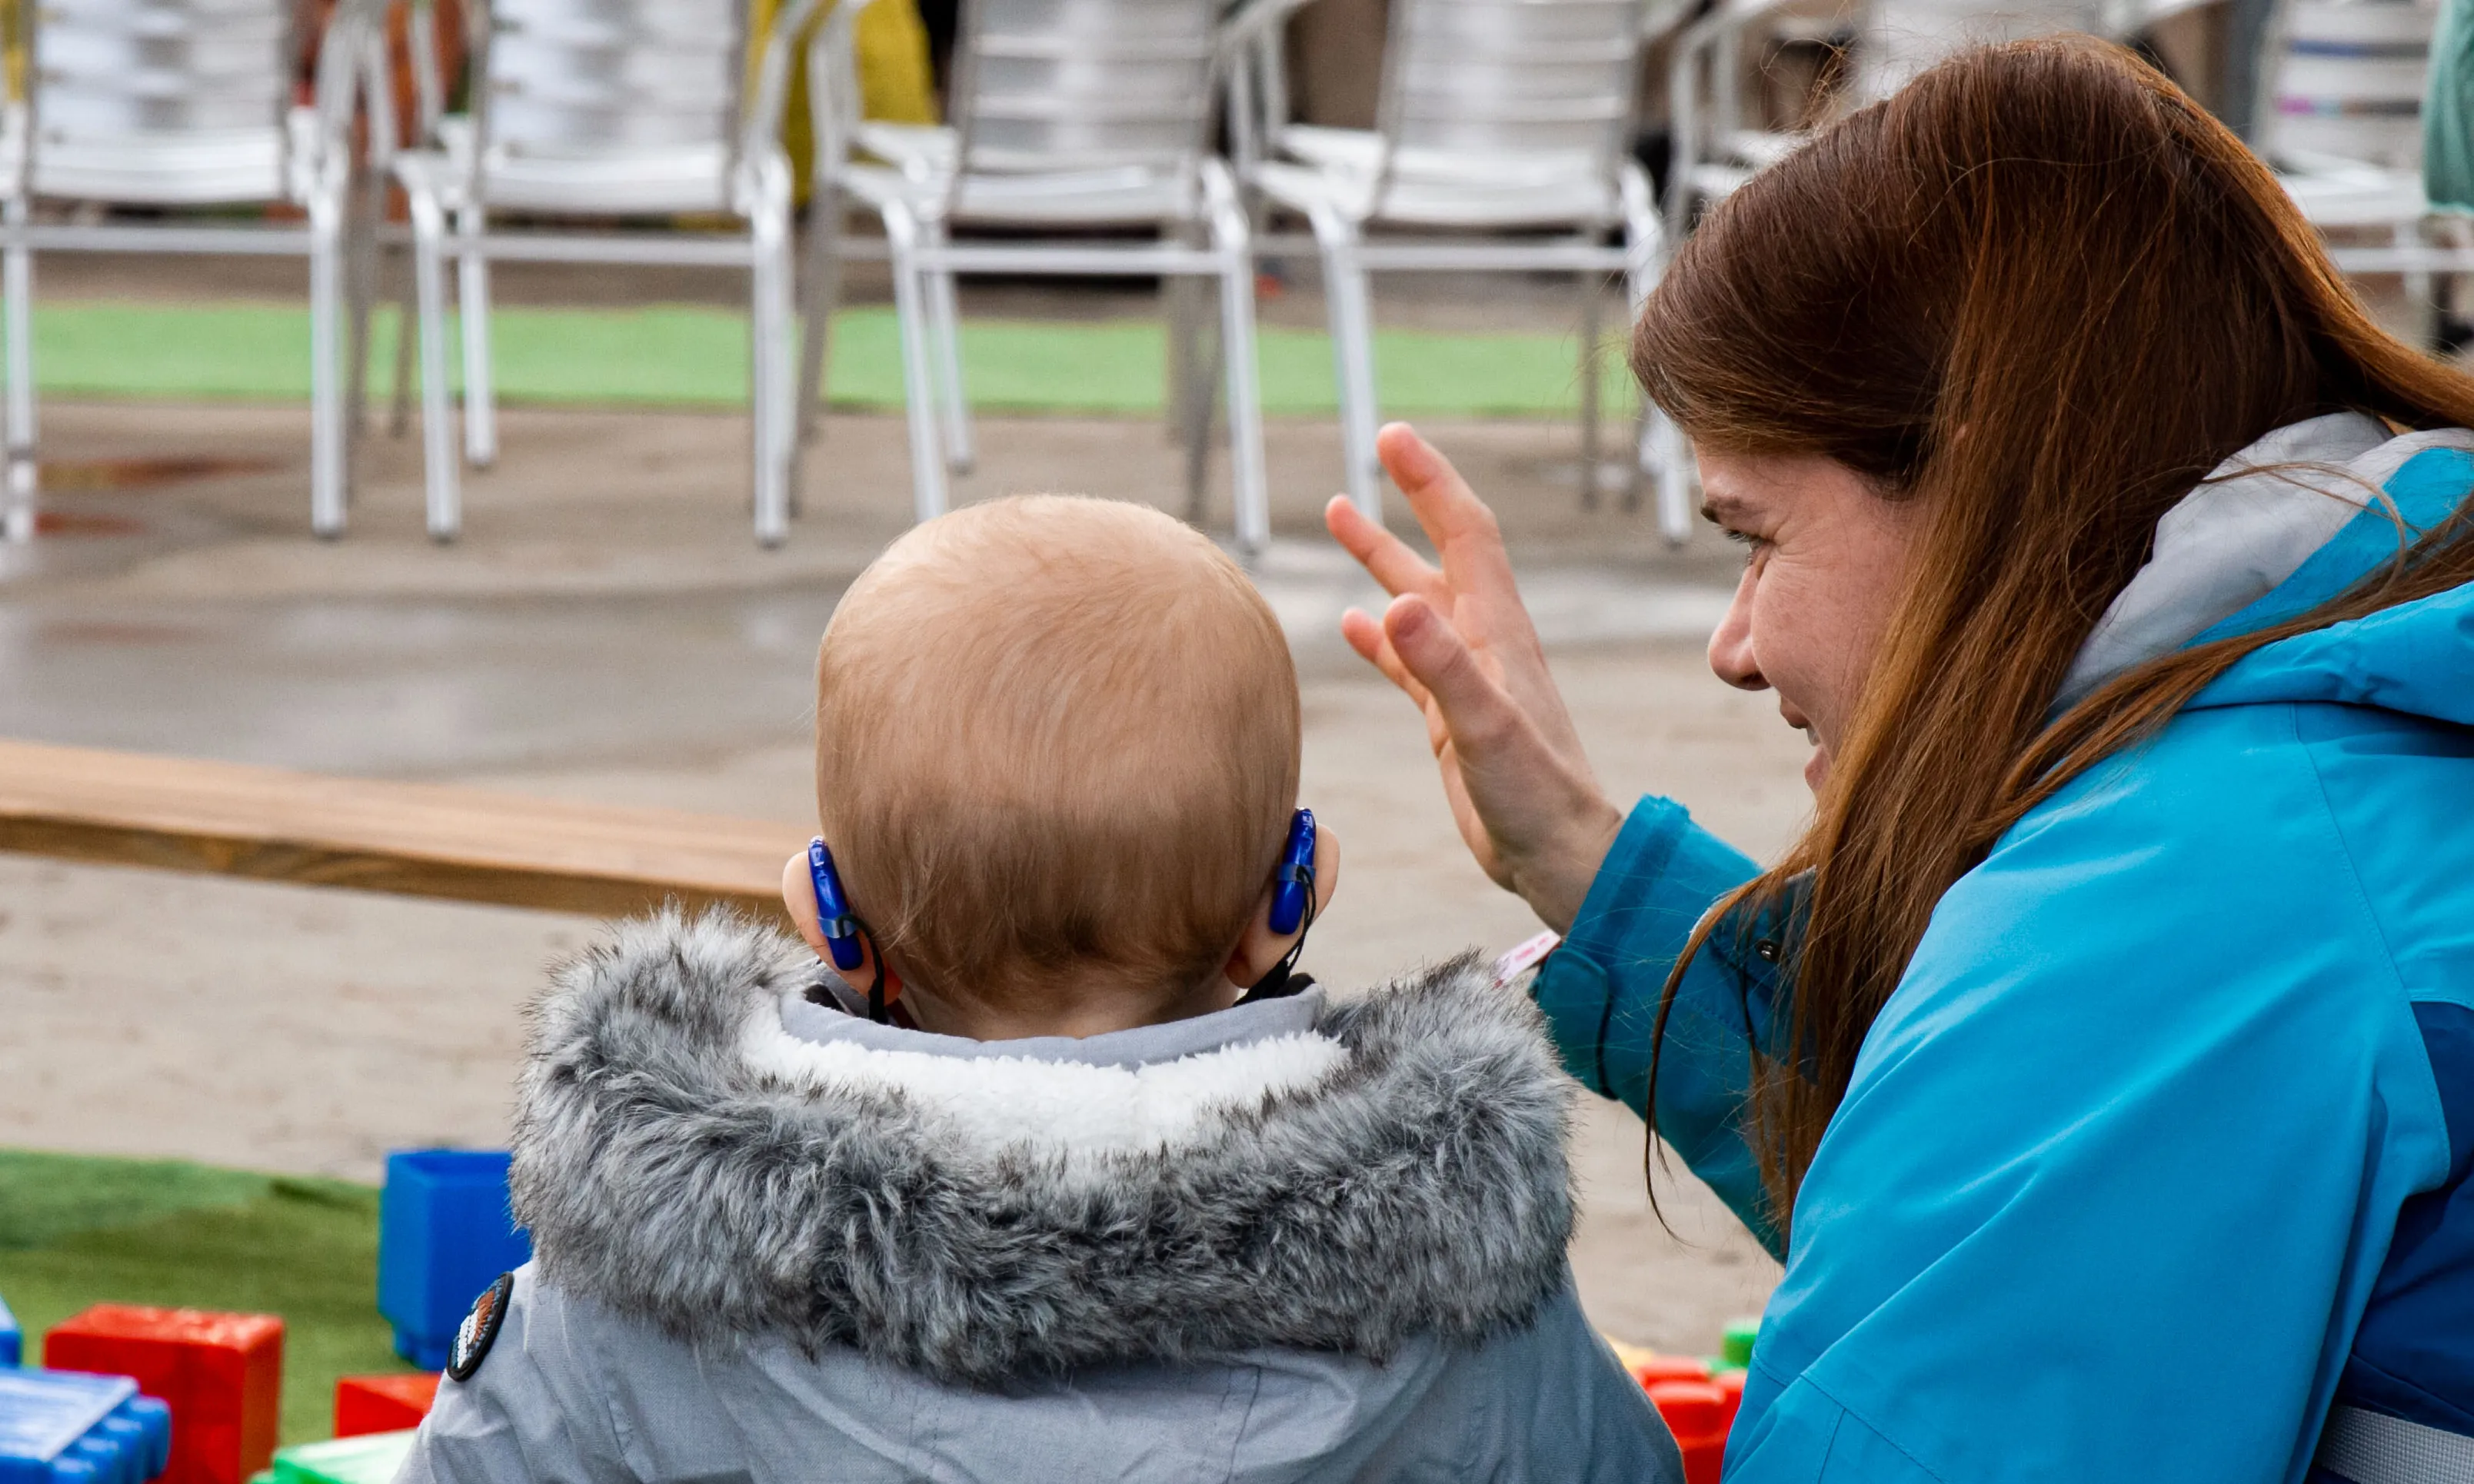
[0,394,1804,1354]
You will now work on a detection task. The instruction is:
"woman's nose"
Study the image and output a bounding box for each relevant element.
[1707,564,1767,691]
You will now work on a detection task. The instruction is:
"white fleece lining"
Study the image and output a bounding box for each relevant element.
[738,997,1353,1160]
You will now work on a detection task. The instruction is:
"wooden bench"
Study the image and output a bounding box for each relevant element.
[0,737,807,926]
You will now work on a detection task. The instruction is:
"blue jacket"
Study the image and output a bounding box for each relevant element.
[1535,422,2474,1482]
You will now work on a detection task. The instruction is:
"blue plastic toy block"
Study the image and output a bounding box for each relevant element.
[1,1292,20,1367]
[377,1150,532,1370]
[0,1369,172,1484]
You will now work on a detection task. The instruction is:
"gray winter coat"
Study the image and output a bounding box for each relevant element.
[400,911,1681,1484]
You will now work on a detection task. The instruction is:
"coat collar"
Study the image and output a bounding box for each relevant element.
[2056,414,2474,709]
[511,910,1576,1389]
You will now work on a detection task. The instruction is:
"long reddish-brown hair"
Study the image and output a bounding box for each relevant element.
[1631,38,2474,1238]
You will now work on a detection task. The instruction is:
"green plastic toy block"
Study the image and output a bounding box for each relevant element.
[271,1429,416,1484]
[1721,1317,1760,1369]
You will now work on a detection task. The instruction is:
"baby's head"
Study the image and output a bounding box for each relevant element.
[784,495,1330,1039]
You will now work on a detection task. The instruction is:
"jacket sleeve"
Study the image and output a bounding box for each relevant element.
[1530,796,1786,1255]
[395,1268,633,1484]
[1720,733,2455,1483]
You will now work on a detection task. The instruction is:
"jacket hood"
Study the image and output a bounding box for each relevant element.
[2057,414,2474,726]
[511,910,1577,1389]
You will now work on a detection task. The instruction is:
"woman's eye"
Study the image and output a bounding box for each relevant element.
[1724,529,1770,564]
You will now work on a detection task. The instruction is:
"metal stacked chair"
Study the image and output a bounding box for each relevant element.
[1663,0,2213,250]
[1662,0,1821,248]
[2257,0,2474,289]
[392,0,817,544]
[801,0,1268,549]
[1230,0,1688,535]
[0,0,388,542]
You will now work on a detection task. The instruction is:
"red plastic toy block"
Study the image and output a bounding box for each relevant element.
[44,1304,284,1484]
[333,1373,441,1437]
[1629,1353,1716,1389]
[1647,1379,1732,1484]
[1713,1368,1746,1428]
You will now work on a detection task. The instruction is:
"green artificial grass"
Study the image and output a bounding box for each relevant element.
[8,300,1639,418]
[0,1149,415,1449]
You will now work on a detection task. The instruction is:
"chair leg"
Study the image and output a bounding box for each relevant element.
[454,201,497,467]
[345,159,381,450]
[1619,161,1670,524]
[796,181,844,445]
[308,191,348,537]
[1311,209,1381,522]
[884,204,948,524]
[1217,257,1269,554]
[1182,301,1221,527]
[408,191,463,541]
[1580,269,1609,509]
[2,196,35,545]
[922,223,974,475]
[389,231,418,437]
[1164,261,1204,448]
[751,185,794,548]
[1648,410,1692,543]
[1205,161,1268,553]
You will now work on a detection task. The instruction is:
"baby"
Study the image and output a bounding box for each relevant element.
[400,497,1680,1484]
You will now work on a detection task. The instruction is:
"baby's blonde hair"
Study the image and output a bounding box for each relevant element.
[816,495,1300,1011]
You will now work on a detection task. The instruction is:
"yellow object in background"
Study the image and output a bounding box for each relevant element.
[1,0,23,101]
[751,0,940,201]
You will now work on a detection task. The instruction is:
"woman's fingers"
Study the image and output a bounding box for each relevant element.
[1375,423,1570,721]
[1324,494,1443,602]
[1340,606,1433,709]
[1384,594,1521,760]
[1376,424,1522,598]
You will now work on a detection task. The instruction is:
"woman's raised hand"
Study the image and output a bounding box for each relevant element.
[1324,424,1627,933]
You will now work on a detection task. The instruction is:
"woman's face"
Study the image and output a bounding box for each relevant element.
[1699,449,1926,794]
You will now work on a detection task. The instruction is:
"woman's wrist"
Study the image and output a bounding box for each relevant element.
[1508,795,1627,935]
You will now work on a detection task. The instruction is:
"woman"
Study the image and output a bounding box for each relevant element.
[1328,41,2474,1483]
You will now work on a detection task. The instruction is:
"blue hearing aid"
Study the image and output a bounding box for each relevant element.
[806,837,869,973]
[1268,808,1317,935]
[1243,809,1320,1003]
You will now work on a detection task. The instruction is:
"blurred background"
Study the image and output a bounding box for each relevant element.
[0,0,2459,1452]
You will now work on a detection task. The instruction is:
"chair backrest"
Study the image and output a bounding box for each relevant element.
[1374,0,1647,177]
[25,0,298,199]
[946,0,1223,175]
[2259,0,2432,170]
[477,0,748,163]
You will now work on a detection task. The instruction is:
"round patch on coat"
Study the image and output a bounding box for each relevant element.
[447,1271,514,1382]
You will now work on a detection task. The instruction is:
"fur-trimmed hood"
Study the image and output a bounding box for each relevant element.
[511,910,1579,1389]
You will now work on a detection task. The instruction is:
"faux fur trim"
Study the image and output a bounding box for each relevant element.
[512,910,1577,1388]
[738,1010,1354,1167]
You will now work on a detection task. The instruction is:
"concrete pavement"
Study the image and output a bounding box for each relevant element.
[0,397,1802,1353]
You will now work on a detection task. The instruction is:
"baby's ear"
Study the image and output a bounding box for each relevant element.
[780,851,831,957]
[1309,822,1340,917]
[1221,820,1344,987]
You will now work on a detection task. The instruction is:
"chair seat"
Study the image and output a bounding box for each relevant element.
[854,121,956,175]
[27,122,291,205]
[1683,161,1756,199]
[1720,128,1802,168]
[1275,125,1381,172]
[2280,161,2429,228]
[839,158,1201,226]
[400,117,736,218]
[1252,151,1621,228]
